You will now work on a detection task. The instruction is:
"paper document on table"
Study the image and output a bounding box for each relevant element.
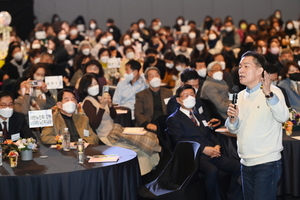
[116,109,128,114]
[123,127,147,135]
[88,154,120,163]
[215,127,229,132]
[291,136,300,140]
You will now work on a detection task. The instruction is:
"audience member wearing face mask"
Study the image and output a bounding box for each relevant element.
[41,89,99,145]
[162,52,178,89]
[278,61,300,112]
[190,38,214,66]
[14,64,56,116]
[2,44,29,80]
[70,54,93,87]
[201,61,231,120]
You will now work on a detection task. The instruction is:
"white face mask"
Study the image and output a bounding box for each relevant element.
[33,74,44,81]
[62,101,77,114]
[152,25,160,31]
[132,32,140,40]
[166,63,174,69]
[182,95,196,109]
[124,72,134,82]
[58,34,67,41]
[196,44,205,51]
[225,26,233,32]
[0,107,13,118]
[212,71,223,81]
[106,35,113,42]
[90,23,96,30]
[149,77,161,88]
[219,61,226,70]
[70,29,78,36]
[100,38,108,45]
[197,68,207,78]
[82,48,90,56]
[100,56,109,63]
[270,47,280,55]
[139,23,145,29]
[123,39,131,46]
[287,23,293,30]
[189,32,196,39]
[177,19,183,25]
[262,47,267,55]
[209,34,217,40]
[126,52,135,59]
[87,85,99,96]
[34,57,41,64]
[32,43,41,49]
[14,52,23,61]
[176,65,184,72]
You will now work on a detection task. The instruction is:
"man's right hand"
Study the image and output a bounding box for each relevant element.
[227,103,239,124]
[146,123,157,131]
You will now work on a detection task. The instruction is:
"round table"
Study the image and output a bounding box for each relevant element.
[0,145,141,200]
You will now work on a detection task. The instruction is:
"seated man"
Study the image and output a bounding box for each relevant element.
[135,67,173,132]
[167,68,223,125]
[167,84,242,200]
[201,61,231,120]
[41,89,99,144]
[143,48,166,79]
[113,59,147,119]
[0,91,34,141]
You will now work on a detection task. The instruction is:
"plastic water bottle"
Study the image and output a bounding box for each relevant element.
[0,131,3,144]
[77,138,84,164]
[63,128,70,151]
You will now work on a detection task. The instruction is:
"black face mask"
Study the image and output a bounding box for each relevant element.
[147,56,156,64]
[108,46,116,51]
[289,72,300,81]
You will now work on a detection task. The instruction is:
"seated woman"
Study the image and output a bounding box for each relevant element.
[78,73,160,175]
[14,63,56,115]
[278,61,300,112]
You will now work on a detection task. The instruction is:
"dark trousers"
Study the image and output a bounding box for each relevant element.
[199,154,242,200]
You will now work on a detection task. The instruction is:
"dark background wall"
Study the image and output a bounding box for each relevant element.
[34,0,300,33]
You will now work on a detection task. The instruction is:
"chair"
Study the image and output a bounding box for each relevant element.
[142,115,173,184]
[138,141,201,200]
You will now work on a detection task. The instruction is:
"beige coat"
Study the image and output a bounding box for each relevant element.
[41,112,99,145]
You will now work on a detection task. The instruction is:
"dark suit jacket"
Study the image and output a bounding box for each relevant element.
[135,87,173,127]
[1,111,34,140]
[167,108,220,152]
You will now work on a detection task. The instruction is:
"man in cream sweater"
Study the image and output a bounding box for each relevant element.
[225,51,289,200]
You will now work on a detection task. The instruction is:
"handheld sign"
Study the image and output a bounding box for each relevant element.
[45,76,63,89]
[107,58,121,68]
[28,110,53,128]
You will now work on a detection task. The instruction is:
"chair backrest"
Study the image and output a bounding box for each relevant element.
[154,115,172,155]
[156,141,201,190]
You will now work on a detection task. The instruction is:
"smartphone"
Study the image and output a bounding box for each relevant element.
[30,80,43,87]
[102,85,109,96]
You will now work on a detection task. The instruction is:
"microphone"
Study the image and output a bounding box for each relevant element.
[231,85,239,118]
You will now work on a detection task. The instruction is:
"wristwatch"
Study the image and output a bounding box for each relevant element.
[265,92,274,98]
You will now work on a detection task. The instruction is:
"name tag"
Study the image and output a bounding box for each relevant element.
[84,129,89,137]
[11,133,20,141]
[198,106,203,114]
[164,97,171,105]
[202,120,208,127]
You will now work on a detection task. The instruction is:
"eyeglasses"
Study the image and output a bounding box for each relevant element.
[0,103,14,109]
[180,93,196,98]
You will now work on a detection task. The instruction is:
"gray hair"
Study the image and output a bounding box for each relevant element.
[144,66,160,80]
[207,61,221,71]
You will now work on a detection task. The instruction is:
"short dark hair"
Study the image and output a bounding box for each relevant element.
[180,68,200,83]
[190,58,205,68]
[264,63,278,75]
[57,89,76,102]
[164,51,176,61]
[176,84,195,97]
[123,46,135,55]
[241,51,266,69]
[78,73,100,99]
[145,48,158,55]
[125,59,141,71]
[98,48,111,59]
[84,59,104,77]
[0,91,13,101]
[175,54,189,66]
[281,61,300,80]
[107,18,114,24]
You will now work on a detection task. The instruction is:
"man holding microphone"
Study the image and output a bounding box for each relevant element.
[226,51,289,200]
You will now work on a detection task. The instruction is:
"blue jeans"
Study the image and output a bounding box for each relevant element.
[241,160,282,200]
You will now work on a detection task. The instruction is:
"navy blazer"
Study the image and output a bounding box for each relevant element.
[0,111,34,140]
[167,108,220,153]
